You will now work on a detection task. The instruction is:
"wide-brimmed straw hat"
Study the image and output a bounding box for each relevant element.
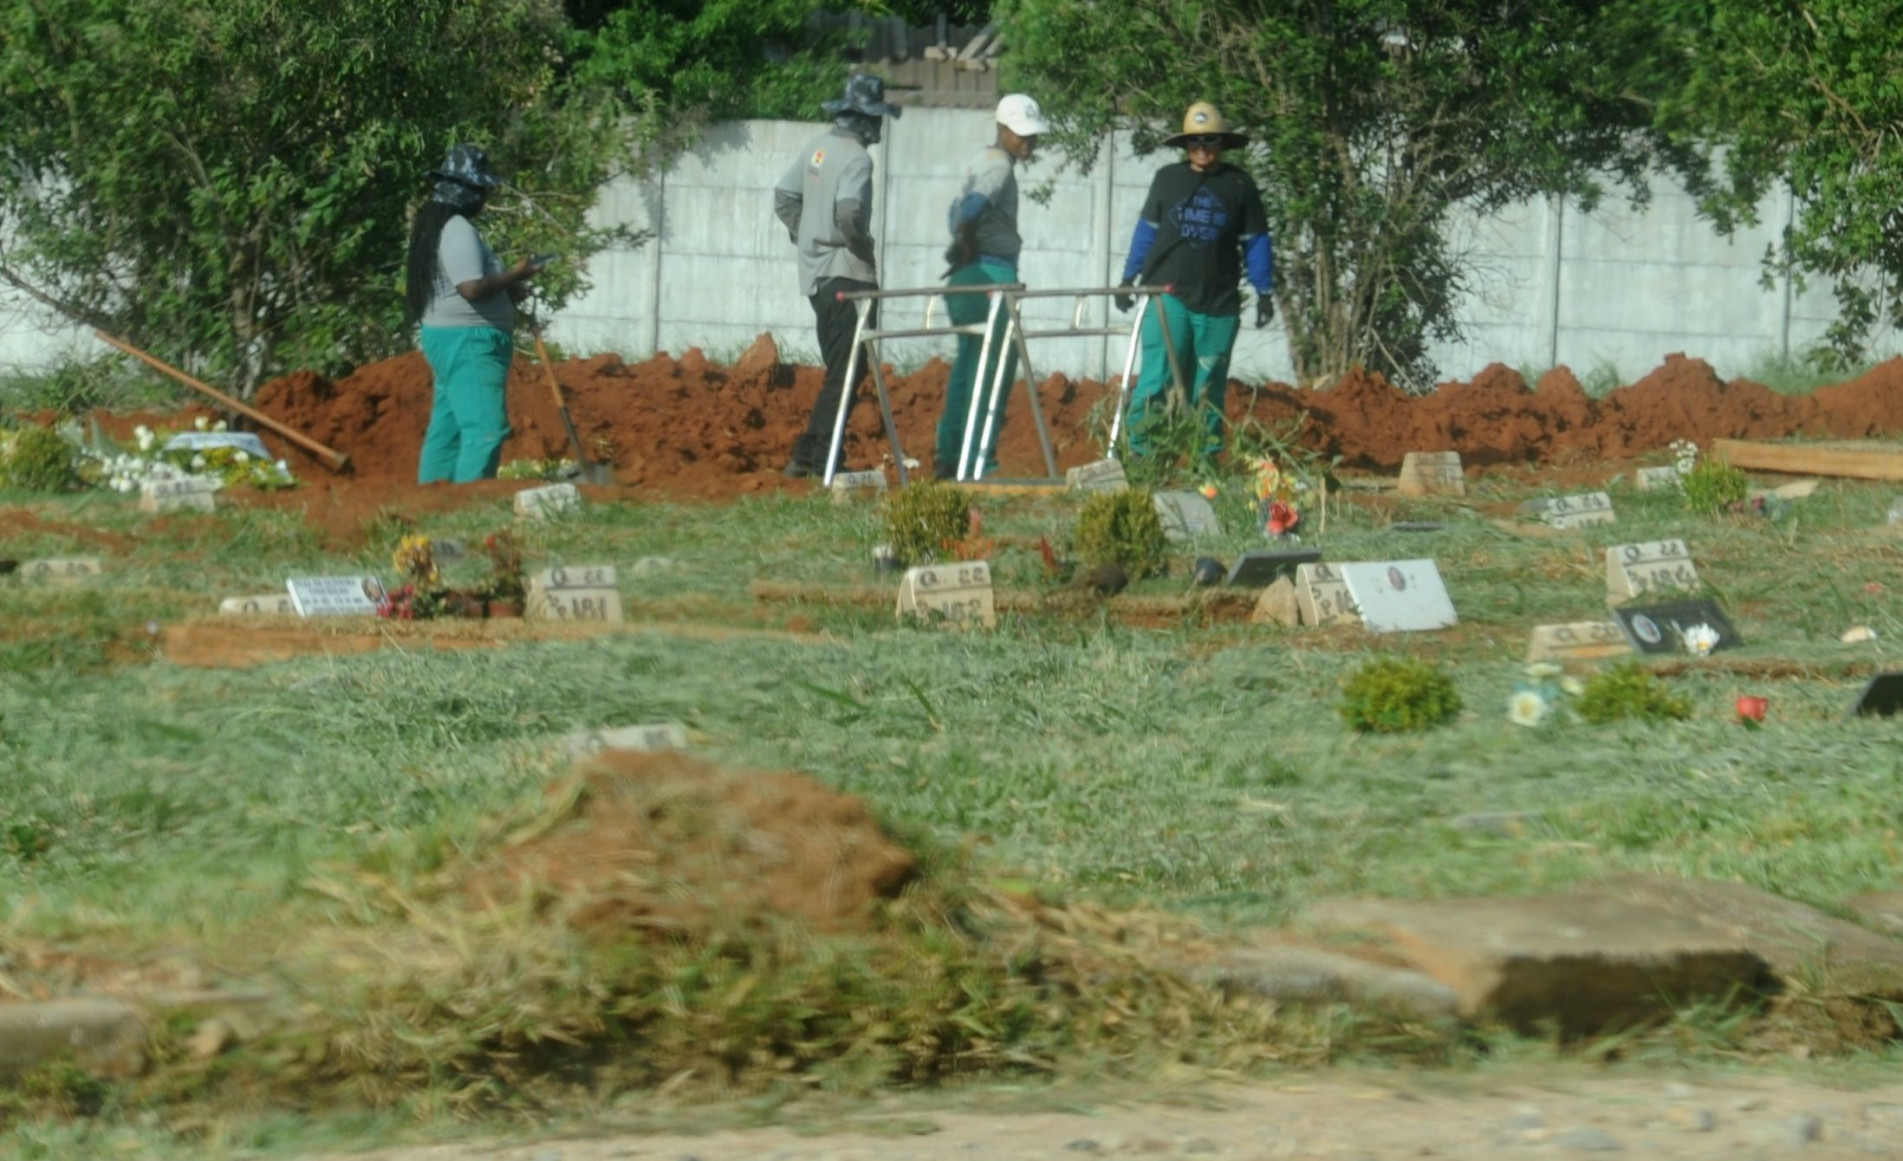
[1162,102,1248,149]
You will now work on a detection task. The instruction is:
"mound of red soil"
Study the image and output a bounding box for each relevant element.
[464,751,920,941]
[233,341,1903,496]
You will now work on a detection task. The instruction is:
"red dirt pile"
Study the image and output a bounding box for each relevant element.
[464,751,920,941]
[234,340,1903,495]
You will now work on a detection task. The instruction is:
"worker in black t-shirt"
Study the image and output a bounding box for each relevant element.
[1115,101,1275,460]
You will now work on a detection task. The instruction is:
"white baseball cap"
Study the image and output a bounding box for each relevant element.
[996,93,1050,137]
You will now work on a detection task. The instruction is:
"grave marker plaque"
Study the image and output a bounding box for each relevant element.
[1225,548,1323,588]
[1636,465,1684,491]
[1520,491,1616,530]
[286,576,384,617]
[219,593,296,616]
[139,477,219,515]
[18,557,102,585]
[563,721,688,760]
[1613,596,1742,655]
[530,564,618,591]
[514,482,581,520]
[526,581,624,623]
[896,560,997,629]
[830,469,888,503]
[1065,458,1128,494]
[1153,491,1222,541]
[1339,560,1459,633]
[1605,540,1700,605]
[1526,621,1634,664]
[1397,451,1466,497]
[1293,562,1357,627]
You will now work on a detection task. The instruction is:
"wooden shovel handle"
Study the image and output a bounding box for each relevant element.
[92,330,349,472]
[529,319,565,411]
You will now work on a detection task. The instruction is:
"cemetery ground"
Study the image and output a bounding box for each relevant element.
[6,436,1903,1156]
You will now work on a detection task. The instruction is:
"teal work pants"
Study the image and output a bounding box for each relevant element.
[1125,295,1240,458]
[417,325,513,483]
[935,259,1019,478]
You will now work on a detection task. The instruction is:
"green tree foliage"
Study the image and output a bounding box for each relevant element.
[1000,0,1664,390]
[1638,1,1903,368]
[0,0,629,395]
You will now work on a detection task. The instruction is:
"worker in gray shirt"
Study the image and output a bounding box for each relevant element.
[773,73,900,479]
[935,93,1048,480]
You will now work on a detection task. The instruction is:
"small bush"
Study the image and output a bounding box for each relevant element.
[884,480,972,565]
[1338,658,1462,733]
[1072,488,1168,578]
[0,425,77,492]
[1681,456,1749,515]
[1576,662,1692,724]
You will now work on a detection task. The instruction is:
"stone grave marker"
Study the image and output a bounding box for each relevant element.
[1613,596,1742,655]
[562,721,688,761]
[1526,621,1633,664]
[1153,491,1222,542]
[139,477,219,515]
[18,558,102,585]
[219,593,295,616]
[896,560,996,629]
[1605,539,1700,605]
[830,469,888,504]
[1339,560,1459,633]
[1293,562,1357,627]
[1065,458,1128,494]
[286,576,384,617]
[526,563,623,623]
[1636,465,1683,491]
[1226,548,1322,587]
[514,482,581,521]
[1398,451,1466,497]
[1520,491,1616,530]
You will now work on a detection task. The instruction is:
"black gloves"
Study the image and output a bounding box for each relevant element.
[942,222,980,278]
[1114,280,1136,313]
[1255,294,1275,329]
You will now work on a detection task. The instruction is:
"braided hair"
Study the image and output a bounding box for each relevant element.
[403,202,463,324]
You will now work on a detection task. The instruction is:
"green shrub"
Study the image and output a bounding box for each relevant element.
[1072,488,1168,578]
[1576,662,1692,724]
[884,481,972,565]
[1338,658,1462,733]
[1681,456,1749,515]
[0,425,76,492]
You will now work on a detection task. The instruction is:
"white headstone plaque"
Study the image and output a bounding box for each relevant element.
[1636,465,1683,491]
[1339,560,1459,633]
[1521,492,1616,530]
[1153,491,1222,541]
[286,576,384,617]
[1397,451,1466,497]
[526,584,624,623]
[514,482,581,521]
[140,477,220,514]
[1526,621,1634,664]
[1293,562,1357,628]
[1065,458,1128,494]
[219,593,296,616]
[18,557,103,585]
[530,564,618,591]
[563,721,688,761]
[1605,540,1700,606]
[830,469,888,504]
[896,560,997,629]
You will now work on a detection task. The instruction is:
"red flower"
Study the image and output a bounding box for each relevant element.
[1267,501,1300,536]
[1736,695,1768,725]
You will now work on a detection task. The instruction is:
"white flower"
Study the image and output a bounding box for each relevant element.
[213,420,227,432]
[274,459,288,473]
[1526,662,1563,680]
[1560,675,1586,697]
[1842,626,1878,644]
[233,450,249,464]
[1508,689,1551,728]
[190,453,207,470]
[133,425,155,451]
[193,416,210,431]
[1679,623,1720,657]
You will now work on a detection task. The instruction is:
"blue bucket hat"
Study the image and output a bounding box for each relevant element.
[822,74,902,120]
[428,143,504,211]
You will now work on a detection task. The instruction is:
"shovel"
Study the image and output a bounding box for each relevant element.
[527,316,614,485]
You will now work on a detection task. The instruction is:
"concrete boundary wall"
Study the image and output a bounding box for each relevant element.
[2,108,1893,383]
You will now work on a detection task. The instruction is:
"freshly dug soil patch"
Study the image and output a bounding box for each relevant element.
[464,751,920,941]
[178,340,1903,498]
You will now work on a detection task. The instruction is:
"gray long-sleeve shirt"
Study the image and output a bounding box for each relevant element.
[774,127,877,296]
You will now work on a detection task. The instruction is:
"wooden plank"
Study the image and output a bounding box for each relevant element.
[1712,438,1903,481]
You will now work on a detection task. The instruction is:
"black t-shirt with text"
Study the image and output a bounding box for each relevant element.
[1135,161,1268,316]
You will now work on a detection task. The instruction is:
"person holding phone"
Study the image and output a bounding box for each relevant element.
[404,143,542,483]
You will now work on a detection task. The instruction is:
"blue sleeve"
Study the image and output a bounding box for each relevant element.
[1242,231,1273,294]
[1121,218,1158,283]
[952,191,990,228]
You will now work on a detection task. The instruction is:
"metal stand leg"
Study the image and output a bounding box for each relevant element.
[824,301,872,487]
[1107,306,1147,449]
[868,358,909,487]
[956,292,1005,482]
[974,295,1056,481]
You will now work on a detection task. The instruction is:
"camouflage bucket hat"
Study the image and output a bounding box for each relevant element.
[428,143,503,211]
[822,73,902,119]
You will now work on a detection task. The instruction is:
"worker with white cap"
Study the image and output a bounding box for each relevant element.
[933,92,1051,480]
[1115,101,1275,462]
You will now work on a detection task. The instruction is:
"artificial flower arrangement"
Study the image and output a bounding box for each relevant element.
[1506,662,1586,728]
[1248,455,1308,538]
[375,531,528,620]
[84,417,295,494]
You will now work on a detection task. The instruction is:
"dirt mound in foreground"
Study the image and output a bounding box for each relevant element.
[464,751,920,941]
[238,340,1903,495]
